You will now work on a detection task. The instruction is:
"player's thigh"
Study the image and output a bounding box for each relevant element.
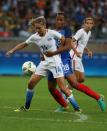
[49,63,64,79]
[35,61,47,76]
[48,79,57,91]
[73,59,85,82]
[56,76,65,88]
[62,59,73,77]
[66,73,78,88]
[47,71,57,91]
[74,70,85,83]
[56,77,71,96]
[72,59,84,72]
[48,63,65,90]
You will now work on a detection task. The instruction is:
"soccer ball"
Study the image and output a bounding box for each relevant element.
[22,61,36,75]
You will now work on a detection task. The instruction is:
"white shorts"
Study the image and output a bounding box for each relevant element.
[72,59,84,73]
[35,61,64,78]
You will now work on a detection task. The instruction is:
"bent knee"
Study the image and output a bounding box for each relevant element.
[28,80,35,89]
[78,78,85,83]
[48,85,56,93]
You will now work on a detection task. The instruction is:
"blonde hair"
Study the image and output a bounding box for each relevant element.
[83,17,94,24]
[29,16,46,26]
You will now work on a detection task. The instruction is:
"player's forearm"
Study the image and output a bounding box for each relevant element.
[53,39,72,55]
[53,46,69,55]
[10,43,28,52]
[71,42,77,53]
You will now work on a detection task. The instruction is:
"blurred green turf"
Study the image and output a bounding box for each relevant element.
[0,76,107,131]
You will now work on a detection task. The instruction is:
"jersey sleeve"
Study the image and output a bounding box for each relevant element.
[73,29,83,41]
[51,30,62,39]
[64,27,72,38]
[25,34,36,45]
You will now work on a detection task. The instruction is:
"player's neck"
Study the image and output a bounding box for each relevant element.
[83,28,90,33]
[39,29,47,36]
[56,26,64,31]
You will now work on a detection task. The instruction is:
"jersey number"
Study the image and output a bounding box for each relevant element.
[63,64,69,71]
[55,66,62,73]
[41,45,48,52]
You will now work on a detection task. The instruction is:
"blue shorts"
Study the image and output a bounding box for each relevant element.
[47,59,73,81]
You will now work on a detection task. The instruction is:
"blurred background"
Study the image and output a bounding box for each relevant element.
[0,0,107,76]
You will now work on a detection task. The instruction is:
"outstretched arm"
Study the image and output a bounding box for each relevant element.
[6,42,28,57]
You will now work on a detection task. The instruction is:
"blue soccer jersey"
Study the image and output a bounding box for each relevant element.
[55,26,72,60]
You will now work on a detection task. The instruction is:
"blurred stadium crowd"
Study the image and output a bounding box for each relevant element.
[0,0,107,39]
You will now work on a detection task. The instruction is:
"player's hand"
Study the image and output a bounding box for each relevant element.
[87,51,93,58]
[75,51,81,58]
[44,51,54,57]
[5,50,14,57]
[40,54,45,61]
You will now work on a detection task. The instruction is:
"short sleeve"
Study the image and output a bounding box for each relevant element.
[73,29,83,41]
[51,30,62,39]
[25,34,36,45]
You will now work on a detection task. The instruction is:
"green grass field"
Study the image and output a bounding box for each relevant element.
[0,76,107,131]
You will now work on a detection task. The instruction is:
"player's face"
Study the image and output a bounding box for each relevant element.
[34,23,45,35]
[56,15,65,29]
[84,19,94,31]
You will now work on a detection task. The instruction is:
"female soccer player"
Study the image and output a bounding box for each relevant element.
[6,16,77,111]
[70,18,94,83]
[46,12,81,112]
[45,15,106,112]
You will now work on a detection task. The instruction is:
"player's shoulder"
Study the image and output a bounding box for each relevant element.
[63,26,72,37]
[77,28,84,33]
[27,33,39,42]
[75,28,85,36]
[29,33,38,38]
[48,29,57,33]
[77,29,91,37]
[63,26,71,30]
[63,26,72,32]
[89,30,91,35]
[47,29,53,33]
[48,29,60,36]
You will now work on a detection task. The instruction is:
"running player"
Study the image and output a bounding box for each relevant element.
[45,16,106,112]
[70,18,93,83]
[47,12,81,112]
[6,16,77,111]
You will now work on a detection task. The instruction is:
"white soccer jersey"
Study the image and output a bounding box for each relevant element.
[70,28,91,60]
[25,29,64,78]
[25,29,62,63]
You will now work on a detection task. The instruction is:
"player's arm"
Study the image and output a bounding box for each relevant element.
[70,38,81,57]
[44,29,80,57]
[51,28,81,57]
[52,37,81,56]
[6,42,28,57]
[6,34,35,57]
[51,36,71,54]
[44,36,72,57]
[53,28,73,54]
[70,30,84,57]
[84,47,93,58]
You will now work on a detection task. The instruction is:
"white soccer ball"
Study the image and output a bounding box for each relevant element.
[22,61,36,75]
